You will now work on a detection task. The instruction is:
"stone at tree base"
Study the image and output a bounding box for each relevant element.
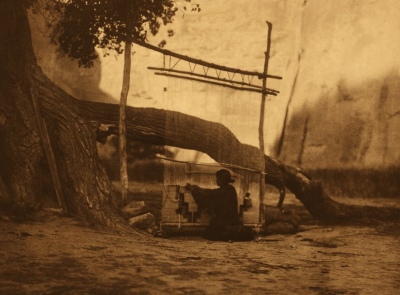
[146,224,159,235]
[264,206,302,228]
[265,222,298,235]
[128,213,155,229]
[120,201,148,219]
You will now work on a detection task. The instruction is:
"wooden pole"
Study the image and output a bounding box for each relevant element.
[153,72,278,95]
[119,12,133,205]
[149,67,280,93]
[119,40,131,205]
[30,79,68,213]
[258,21,273,226]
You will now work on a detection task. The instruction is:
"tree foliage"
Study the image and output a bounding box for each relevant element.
[41,0,177,67]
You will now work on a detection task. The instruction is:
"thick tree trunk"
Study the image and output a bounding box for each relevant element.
[28,70,123,226]
[0,0,44,213]
[74,101,265,172]
[54,99,400,224]
[0,0,123,228]
[1,0,398,227]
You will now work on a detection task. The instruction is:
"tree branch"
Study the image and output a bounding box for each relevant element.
[34,73,400,224]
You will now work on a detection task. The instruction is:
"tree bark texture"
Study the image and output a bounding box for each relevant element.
[0,0,44,212]
[1,0,399,226]
[0,0,122,227]
[72,100,400,224]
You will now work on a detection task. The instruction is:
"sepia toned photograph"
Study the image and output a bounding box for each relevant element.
[0,0,399,294]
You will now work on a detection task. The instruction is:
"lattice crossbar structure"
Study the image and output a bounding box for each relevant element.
[133,21,280,226]
[133,40,281,95]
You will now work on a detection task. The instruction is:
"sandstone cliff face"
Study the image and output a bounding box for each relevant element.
[278,0,400,169]
[28,10,115,103]
[280,70,400,169]
[29,0,400,169]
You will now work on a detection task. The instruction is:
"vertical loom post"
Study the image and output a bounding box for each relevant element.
[119,13,133,206]
[258,21,272,226]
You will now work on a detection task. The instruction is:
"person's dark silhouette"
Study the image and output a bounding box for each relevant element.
[186,169,254,241]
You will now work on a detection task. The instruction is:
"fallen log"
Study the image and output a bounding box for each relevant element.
[35,79,400,224]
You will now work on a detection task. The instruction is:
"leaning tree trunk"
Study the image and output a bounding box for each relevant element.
[0,0,123,228]
[1,0,398,226]
[277,161,400,223]
[51,100,400,224]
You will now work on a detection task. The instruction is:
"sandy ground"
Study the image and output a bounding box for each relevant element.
[1,201,400,295]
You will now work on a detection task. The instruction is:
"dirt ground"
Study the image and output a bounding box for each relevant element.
[1,194,400,295]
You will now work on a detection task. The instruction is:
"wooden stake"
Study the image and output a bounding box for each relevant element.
[259,21,273,226]
[30,80,68,213]
[119,42,131,206]
[119,13,133,206]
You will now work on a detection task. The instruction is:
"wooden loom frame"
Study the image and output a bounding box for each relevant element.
[134,21,279,226]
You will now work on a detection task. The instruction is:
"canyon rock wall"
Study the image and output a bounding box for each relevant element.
[29,0,400,169]
[278,0,400,169]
